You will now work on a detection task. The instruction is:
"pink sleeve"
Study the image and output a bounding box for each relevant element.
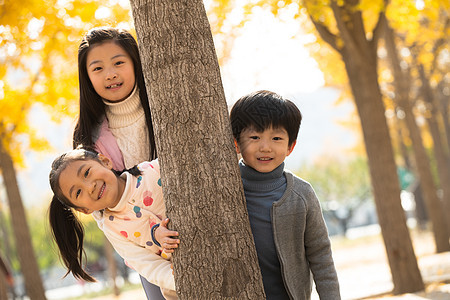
[94,119,126,171]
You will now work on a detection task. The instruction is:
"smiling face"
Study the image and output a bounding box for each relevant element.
[86,41,136,102]
[236,126,296,173]
[58,155,126,214]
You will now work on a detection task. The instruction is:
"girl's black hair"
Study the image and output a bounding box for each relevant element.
[230,90,302,146]
[48,147,141,281]
[73,27,157,161]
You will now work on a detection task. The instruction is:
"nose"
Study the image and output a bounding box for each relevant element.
[106,69,117,80]
[88,180,97,196]
[259,139,271,152]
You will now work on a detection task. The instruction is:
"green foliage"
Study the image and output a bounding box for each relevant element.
[297,155,372,210]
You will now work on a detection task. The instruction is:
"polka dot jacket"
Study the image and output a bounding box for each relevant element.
[92,159,175,291]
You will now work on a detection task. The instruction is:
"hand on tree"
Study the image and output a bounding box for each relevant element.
[155,218,180,253]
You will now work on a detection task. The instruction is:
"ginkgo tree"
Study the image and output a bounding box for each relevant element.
[0,0,135,297]
[381,3,450,236]
[207,0,450,294]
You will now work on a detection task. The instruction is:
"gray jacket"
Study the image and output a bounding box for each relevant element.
[272,171,341,299]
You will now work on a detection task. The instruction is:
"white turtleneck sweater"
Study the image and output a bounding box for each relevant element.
[103,87,150,169]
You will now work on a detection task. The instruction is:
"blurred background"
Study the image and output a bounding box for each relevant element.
[0,0,449,299]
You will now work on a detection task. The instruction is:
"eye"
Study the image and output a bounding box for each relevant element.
[249,136,259,140]
[115,60,125,66]
[84,168,90,178]
[273,137,283,141]
[76,189,81,198]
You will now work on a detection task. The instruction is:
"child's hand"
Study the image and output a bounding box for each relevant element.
[155,218,180,253]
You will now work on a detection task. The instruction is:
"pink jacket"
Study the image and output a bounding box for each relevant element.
[94,118,126,171]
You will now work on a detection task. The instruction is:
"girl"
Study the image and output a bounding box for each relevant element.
[49,148,179,299]
[72,27,163,298]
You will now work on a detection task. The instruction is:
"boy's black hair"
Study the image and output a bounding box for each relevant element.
[230,90,302,146]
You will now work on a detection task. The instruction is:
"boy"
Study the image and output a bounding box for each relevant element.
[230,90,340,300]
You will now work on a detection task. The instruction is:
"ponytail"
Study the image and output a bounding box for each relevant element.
[49,196,95,282]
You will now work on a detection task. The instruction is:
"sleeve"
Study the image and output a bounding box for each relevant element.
[102,225,176,291]
[303,184,341,299]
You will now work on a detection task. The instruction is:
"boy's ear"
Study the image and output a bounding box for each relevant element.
[234,139,241,154]
[287,140,297,156]
[98,154,113,169]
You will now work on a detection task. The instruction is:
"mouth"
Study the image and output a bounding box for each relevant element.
[98,183,105,199]
[106,82,123,89]
[257,157,273,161]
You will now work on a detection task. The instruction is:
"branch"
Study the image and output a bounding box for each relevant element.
[371,12,386,50]
[371,0,389,51]
[309,16,340,53]
[330,0,362,57]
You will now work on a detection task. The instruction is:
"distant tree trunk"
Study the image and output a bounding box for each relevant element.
[0,207,16,299]
[0,270,7,300]
[104,239,120,296]
[308,2,424,293]
[129,0,265,298]
[436,81,450,153]
[416,62,450,233]
[0,141,47,300]
[383,18,450,251]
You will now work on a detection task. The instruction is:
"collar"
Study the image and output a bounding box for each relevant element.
[239,159,285,181]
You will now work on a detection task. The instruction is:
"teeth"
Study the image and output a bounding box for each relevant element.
[258,158,272,161]
[107,83,121,89]
[98,184,105,199]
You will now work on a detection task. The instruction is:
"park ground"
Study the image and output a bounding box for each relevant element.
[89,227,449,300]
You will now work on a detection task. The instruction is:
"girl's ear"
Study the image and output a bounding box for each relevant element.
[98,154,113,169]
[75,207,92,215]
[234,139,241,154]
[287,140,297,156]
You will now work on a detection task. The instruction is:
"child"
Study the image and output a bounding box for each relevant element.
[48,148,180,300]
[73,27,157,170]
[72,27,163,298]
[229,90,341,299]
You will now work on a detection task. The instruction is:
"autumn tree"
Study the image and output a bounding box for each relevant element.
[0,0,138,297]
[129,0,266,298]
[382,15,450,250]
[383,0,450,234]
[303,1,437,293]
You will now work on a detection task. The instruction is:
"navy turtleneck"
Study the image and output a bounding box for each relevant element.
[239,160,290,300]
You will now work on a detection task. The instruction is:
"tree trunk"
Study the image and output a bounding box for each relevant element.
[104,239,120,296]
[343,51,424,293]
[309,2,424,293]
[383,20,450,251]
[436,81,450,153]
[0,207,17,299]
[0,269,7,300]
[129,0,265,298]
[417,63,450,234]
[0,141,47,300]
[394,116,428,229]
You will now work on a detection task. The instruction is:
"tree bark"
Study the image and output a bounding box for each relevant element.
[383,19,450,251]
[104,239,120,296]
[394,116,428,229]
[0,141,47,299]
[436,81,450,153]
[129,0,265,298]
[417,63,450,235]
[0,269,7,300]
[309,2,424,293]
